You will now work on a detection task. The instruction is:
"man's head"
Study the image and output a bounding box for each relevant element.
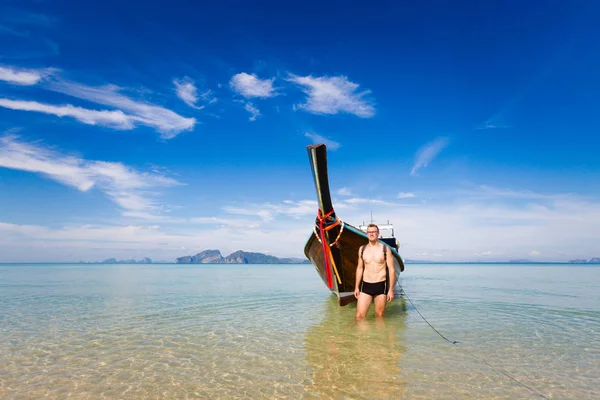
[366,224,379,238]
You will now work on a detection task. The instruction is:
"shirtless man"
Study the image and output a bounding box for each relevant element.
[354,224,395,319]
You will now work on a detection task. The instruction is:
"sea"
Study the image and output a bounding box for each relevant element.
[0,263,598,399]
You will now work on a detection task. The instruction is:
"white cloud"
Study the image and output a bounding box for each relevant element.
[223,200,317,221]
[173,77,203,109]
[411,137,449,176]
[288,74,375,117]
[204,190,598,263]
[0,98,137,129]
[1,181,599,262]
[173,77,216,109]
[47,80,195,138]
[529,250,541,256]
[337,187,352,196]
[0,65,50,85]
[397,192,416,199]
[0,220,310,262]
[475,121,510,130]
[462,185,571,200]
[340,197,402,207]
[0,134,95,190]
[0,135,181,214]
[304,132,340,150]
[230,72,276,98]
[189,217,261,229]
[0,69,195,137]
[330,190,600,262]
[244,102,260,121]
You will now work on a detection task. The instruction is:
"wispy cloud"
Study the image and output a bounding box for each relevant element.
[0,220,311,262]
[304,132,340,150]
[1,66,195,137]
[461,185,574,200]
[0,8,56,28]
[189,216,261,229]
[475,122,510,130]
[173,77,216,109]
[333,189,600,261]
[0,65,51,85]
[0,23,28,37]
[230,72,276,98]
[411,137,449,176]
[0,135,181,215]
[2,183,599,262]
[47,80,196,138]
[173,77,203,109]
[223,200,317,221]
[0,98,136,129]
[288,74,375,118]
[397,192,416,199]
[336,187,352,196]
[340,197,402,207]
[245,102,260,121]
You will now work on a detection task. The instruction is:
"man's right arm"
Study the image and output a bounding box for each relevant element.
[354,247,364,298]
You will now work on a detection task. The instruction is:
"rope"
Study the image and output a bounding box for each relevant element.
[400,287,550,400]
[313,209,345,288]
[328,246,342,285]
[313,219,345,246]
[401,288,458,345]
[318,212,333,289]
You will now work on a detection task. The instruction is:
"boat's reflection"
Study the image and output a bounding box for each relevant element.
[304,292,408,399]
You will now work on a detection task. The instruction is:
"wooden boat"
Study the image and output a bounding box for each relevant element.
[304,144,405,306]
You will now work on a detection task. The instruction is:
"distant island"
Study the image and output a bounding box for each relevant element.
[567,257,600,264]
[81,255,600,265]
[98,257,153,264]
[176,249,310,264]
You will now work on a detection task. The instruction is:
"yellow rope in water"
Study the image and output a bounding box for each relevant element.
[328,248,342,285]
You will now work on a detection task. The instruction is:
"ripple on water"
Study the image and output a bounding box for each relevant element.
[1,264,599,399]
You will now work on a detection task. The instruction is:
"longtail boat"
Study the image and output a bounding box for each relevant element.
[304,144,405,306]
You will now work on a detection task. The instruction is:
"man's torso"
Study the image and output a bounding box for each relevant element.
[362,243,387,283]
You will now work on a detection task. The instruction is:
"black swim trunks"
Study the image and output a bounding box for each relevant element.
[360,280,388,296]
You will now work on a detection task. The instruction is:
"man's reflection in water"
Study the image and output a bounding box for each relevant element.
[304,291,408,399]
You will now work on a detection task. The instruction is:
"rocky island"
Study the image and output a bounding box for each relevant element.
[568,257,600,264]
[176,249,309,264]
[99,257,153,264]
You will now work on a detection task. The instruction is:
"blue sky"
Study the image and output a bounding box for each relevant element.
[1,0,599,262]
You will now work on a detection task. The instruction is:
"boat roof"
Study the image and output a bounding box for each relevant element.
[358,224,394,230]
[358,223,395,238]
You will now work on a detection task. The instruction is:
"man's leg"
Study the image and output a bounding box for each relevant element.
[356,293,373,319]
[374,294,387,317]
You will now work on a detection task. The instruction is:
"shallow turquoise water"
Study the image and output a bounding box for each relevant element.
[0,263,598,399]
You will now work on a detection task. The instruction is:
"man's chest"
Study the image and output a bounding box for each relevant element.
[363,245,385,263]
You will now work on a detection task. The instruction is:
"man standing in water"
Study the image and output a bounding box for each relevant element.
[354,224,395,319]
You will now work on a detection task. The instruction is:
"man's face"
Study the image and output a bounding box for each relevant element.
[367,228,378,238]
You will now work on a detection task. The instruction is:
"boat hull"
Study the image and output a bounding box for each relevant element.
[304,222,405,306]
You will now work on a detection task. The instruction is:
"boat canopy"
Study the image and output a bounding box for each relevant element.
[358,224,395,238]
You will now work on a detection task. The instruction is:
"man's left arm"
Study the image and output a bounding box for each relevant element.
[386,247,395,302]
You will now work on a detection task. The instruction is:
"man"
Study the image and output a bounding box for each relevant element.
[354,224,395,319]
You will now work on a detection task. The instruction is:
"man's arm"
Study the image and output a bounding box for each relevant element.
[386,247,395,302]
[354,247,364,298]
